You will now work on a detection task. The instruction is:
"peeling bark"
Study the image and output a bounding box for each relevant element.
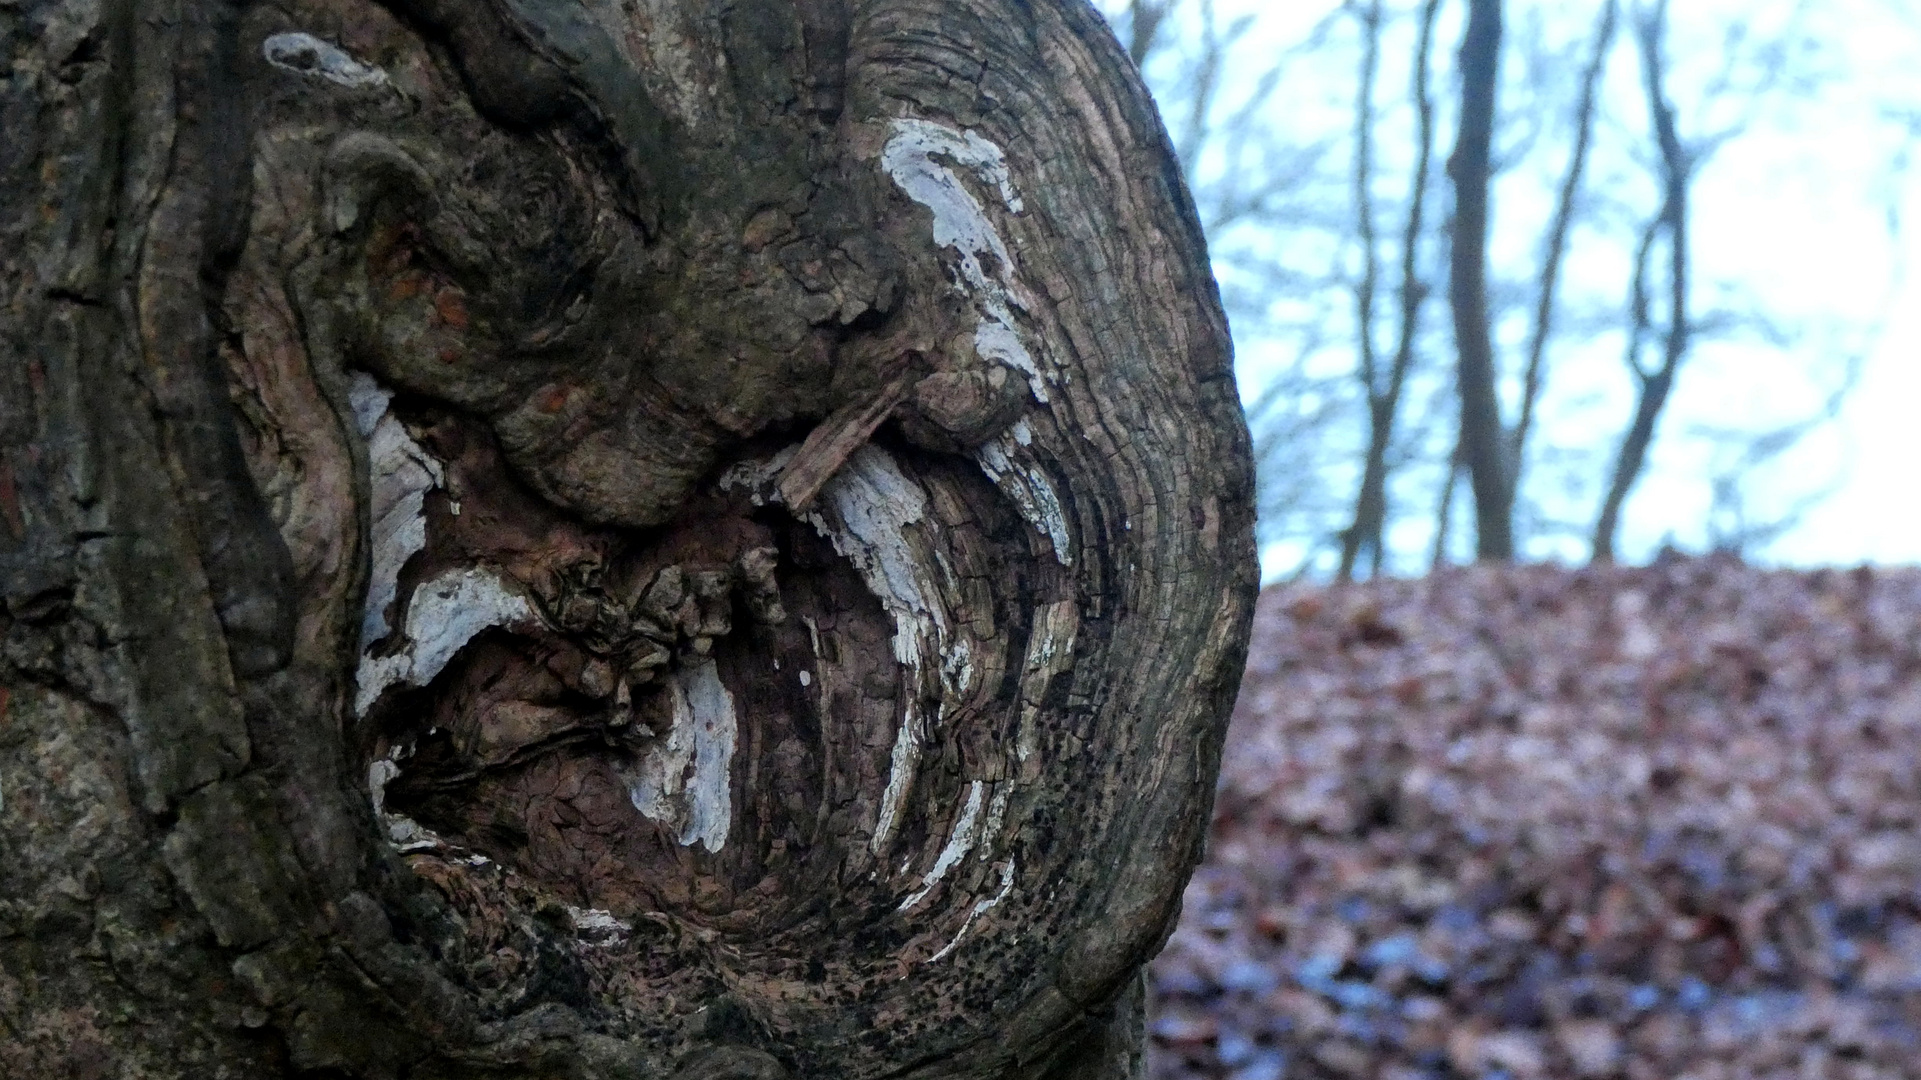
[0,0,1255,1076]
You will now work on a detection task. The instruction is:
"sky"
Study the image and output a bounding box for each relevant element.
[1627,0,1921,566]
[1100,0,1921,574]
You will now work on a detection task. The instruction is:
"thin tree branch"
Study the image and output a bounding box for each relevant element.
[1125,0,1174,68]
[1337,0,1386,579]
[1339,0,1442,580]
[1175,0,1222,168]
[1622,211,1662,383]
[1431,448,1460,570]
[1593,0,1690,563]
[1511,0,1617,485]
[1353,1,1383,398]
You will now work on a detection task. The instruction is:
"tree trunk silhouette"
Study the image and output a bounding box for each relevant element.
[0,0,1256,1076]
[1445,0,1512,562]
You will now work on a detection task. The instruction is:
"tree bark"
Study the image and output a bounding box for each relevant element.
[0,0,1256,1076]
[1445,0,1513,562]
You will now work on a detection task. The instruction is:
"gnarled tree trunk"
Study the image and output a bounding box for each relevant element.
[0,0,1255,1075]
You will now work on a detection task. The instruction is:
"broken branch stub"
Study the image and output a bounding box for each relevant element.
[0,0,1255,1075]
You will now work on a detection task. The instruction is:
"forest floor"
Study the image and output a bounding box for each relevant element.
[1147,555,1921,1080]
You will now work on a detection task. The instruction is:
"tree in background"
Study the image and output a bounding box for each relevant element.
[1104,0,1915,576]
[1338,0,1442,579]
[1445,0,1511,561]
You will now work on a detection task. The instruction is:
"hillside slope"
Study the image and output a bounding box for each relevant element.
[1150,556,1921,1080]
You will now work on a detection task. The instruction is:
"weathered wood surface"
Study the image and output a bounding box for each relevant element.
[0,0,1256,1075]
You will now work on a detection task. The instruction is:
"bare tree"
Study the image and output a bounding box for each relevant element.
[1447,0,1515,561]
[1591,0,1695,561]
[1511,0,1619,496]
[1338,0,1442,580]
[0,0,1256,1075]
[1123,0,1177,66]
[1107,0,1904,576]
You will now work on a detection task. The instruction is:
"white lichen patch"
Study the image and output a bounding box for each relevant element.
[382,815,439,852]
[350,372,443,654]
[976,423,1073,567]
[811,446,939,668]
[717,446,798,506]
[564,906,632,949]
[565,906,633,947]
[367,749,441,853]
[723,446,994,866]
[881,118,1047,403]
[872,719,924,858]
[624,659,736,853]
[928,857,1018,964]
[800,446,960,854]
[981,782,1010,853]
[566,906,630,932]
[898,780,987,912]
[880,123,1081,568]
[355,568,537,715]
[367,756,400,818]
[262,32,389,89]
[350,373,542,716]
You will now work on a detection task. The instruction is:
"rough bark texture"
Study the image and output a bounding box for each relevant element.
[0,0,1256,1076]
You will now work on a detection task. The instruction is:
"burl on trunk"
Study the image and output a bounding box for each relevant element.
[0,0,1255,1075]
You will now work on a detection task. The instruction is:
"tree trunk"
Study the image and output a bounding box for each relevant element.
[1445,0,1513,562]
[0,0,1256,1076]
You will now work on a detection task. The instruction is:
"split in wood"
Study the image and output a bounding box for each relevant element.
[777,369,918,513]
